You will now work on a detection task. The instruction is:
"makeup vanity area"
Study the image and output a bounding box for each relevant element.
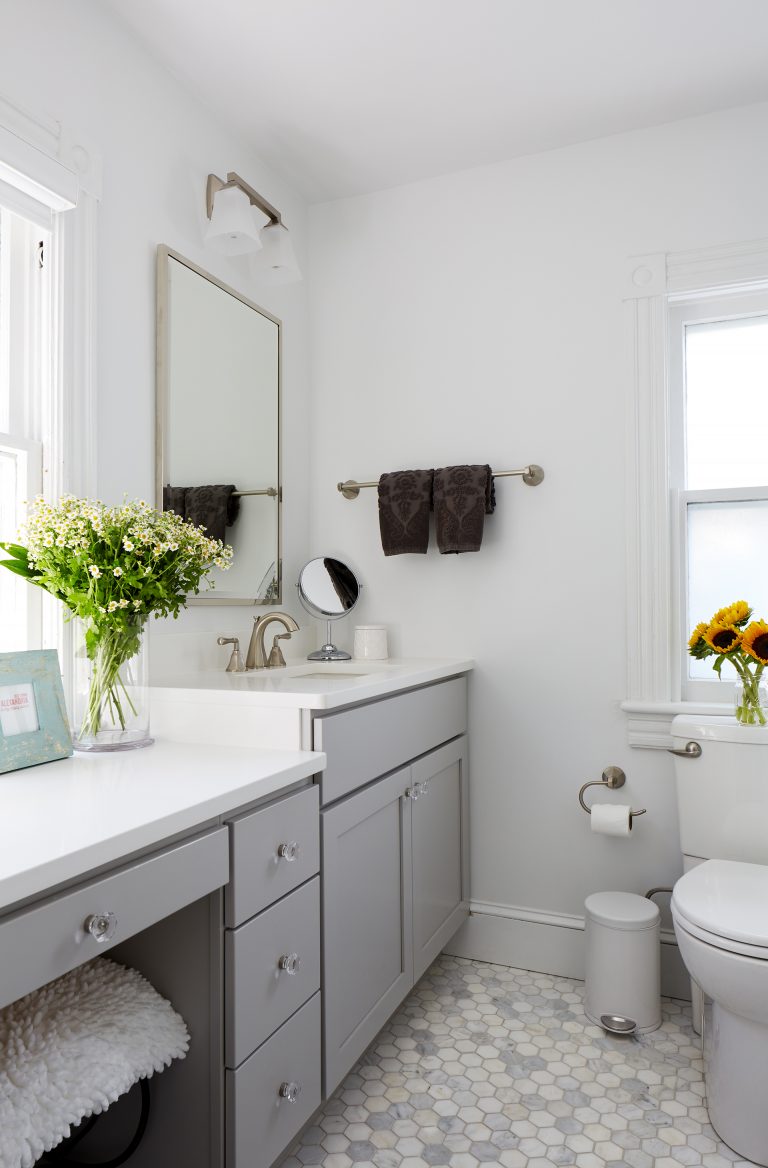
[0,659,471,1168]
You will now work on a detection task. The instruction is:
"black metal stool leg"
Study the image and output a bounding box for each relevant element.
[39,1079,151,1168]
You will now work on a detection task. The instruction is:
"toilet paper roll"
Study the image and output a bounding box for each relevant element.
[590,803,632,837]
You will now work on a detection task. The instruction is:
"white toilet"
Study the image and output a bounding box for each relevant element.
[670,714,768,1165]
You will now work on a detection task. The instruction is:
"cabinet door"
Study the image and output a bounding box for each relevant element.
[411,736,469,982]
[322,766,413,1095]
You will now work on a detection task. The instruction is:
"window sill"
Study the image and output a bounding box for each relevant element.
[621,700,732,749]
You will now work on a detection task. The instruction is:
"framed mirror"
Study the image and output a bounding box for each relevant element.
[156,246,281,604]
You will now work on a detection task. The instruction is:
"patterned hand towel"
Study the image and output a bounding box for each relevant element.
[164,485,240,543]
[378,470,434,555]
[433,465,496,553]
[162,484,188,520]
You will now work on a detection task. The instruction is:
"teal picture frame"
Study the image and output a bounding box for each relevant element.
[0,649,73,774]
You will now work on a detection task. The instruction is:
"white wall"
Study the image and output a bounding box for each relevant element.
[0,0,312,654]
[307,101,768,972]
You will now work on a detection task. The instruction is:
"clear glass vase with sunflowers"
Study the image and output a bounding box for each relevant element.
[689,601,768,726]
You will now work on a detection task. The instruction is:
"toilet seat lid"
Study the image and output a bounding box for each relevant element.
[673,859,768,947]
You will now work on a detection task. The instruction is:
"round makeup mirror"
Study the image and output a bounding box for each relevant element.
[297,557,361,661]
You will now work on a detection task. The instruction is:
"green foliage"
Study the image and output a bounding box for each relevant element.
[0,495,233,633]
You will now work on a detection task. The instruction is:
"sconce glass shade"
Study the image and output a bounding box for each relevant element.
[204,185,263,256]
[251,221,302,282]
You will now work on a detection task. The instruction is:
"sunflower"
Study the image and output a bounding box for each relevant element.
[742,621,768,665]
[688,622,709,651]
[703,623,742,654]
[712,600,751,628]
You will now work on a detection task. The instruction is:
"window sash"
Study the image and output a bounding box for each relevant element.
[0,202,51,651]
[0,432,42,650]
[678,485,768,702]
[669,288,768,704]
[668,288,768,495]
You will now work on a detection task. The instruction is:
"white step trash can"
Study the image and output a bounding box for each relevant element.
[584,891,661,1035]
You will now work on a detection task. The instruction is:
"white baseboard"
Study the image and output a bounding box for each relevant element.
[445,900,691,1001]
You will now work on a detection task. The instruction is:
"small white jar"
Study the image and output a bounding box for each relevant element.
[353,625,388,660]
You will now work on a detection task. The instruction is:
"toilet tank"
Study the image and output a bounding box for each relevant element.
[671,715,768,864]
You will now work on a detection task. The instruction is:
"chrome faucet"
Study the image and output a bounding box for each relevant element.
[246,612,300,670]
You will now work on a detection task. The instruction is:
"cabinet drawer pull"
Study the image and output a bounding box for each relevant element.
[278,952,301,975]
[278,1080,301,1103]
[276,841,299,862]
[84,911,118,943]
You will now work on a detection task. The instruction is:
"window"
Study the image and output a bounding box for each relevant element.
[670,289,768,701]
[0,99,97,716]
[0,205,49,651]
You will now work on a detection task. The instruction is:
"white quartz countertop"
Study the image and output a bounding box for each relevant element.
[0,739,323,911]
[151,656,474,710]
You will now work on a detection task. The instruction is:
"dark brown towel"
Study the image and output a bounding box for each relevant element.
[163,484,240,543]
[433,465,496,553]
[378,470,434,555]
[162,485,188,520]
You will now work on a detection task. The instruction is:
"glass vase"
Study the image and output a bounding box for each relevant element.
[72,616,154,751]
[734,672,768,727]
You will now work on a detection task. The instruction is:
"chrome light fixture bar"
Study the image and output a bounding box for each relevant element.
[206,171,283,227]
[205,172,301,281]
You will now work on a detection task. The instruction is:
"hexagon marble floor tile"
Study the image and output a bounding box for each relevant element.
[277,953,758,1168]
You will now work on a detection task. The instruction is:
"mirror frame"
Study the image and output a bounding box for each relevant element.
[155,245,282,605]
[297,557,362,619]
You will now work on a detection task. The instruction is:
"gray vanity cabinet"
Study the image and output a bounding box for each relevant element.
[318,677,469,1096]
[322,765,414,1093]
[411,736,469,982]
[223,784,322,1168]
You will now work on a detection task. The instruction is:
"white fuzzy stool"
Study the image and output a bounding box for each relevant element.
[0,957,189,1168]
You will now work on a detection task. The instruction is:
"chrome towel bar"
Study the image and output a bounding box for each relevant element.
[337,464,545,499]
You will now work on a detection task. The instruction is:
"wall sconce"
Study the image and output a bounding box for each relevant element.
[205,171,301,282]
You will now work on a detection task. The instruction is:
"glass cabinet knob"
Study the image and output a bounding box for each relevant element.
[404,786,420,800]
[278,1080,301,1103]
[278,953,301,975]
[84,911,117,943]
[277,841,299,862]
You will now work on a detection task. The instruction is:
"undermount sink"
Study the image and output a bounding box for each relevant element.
[257,661,384,679]
[301,670,371,679]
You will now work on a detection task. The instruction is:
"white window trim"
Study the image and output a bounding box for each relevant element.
[621,238,768,748]
[0,91,99,701]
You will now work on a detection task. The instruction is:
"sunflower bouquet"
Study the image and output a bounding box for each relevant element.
[689,601,768,725]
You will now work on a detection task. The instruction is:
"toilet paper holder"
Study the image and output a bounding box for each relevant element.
[578,766,647,821]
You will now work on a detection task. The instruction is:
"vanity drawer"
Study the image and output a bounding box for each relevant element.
[225,876,320,1067]
[315,677,467,804]
[0,827,229,1011]
[226,991,321,1168]
[225,785,319,927]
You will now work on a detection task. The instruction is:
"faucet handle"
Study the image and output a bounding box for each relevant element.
[267,632,292,669]
[217,636,246,673]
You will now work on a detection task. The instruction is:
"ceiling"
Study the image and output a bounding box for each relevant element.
[105,0,768,203]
